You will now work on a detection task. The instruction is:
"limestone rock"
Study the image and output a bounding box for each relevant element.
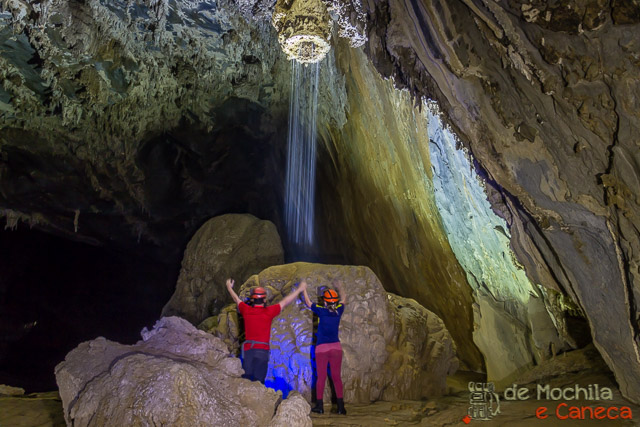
[272,0,366,63]
[162,214,284,324]
[268,391,312,427]
[313,42,483,372]
[0,0,292,257]
[0,384,25,396]
[472,293,535,385]
[55,316,311,427]
[201,262,458,403]
[384,294,458,400]
[272,0,332,63]
[366,0,640,404]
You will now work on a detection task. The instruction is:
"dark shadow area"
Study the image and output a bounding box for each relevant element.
[565,315,593,349]
[0,227,179,392]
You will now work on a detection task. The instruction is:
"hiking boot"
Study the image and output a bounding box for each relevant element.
[311,399,324,414]
[336,398,347,415]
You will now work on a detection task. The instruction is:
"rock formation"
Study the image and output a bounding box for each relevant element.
[428,110,568,383]
[0,0,484,375]
[0,390,65,426]
[2,0,640,407]
[313,40,483,371]
[0,0,292,258]
[162,214,284,323]
[55,316,311,426]
[268,391,312,427]
[364,0,640,404]
[201,262,459,402]
[272,0,367,63]
[0,384,24,396]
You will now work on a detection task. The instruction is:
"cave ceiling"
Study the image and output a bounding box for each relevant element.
[1,0,640,404]
[0,0,292,258]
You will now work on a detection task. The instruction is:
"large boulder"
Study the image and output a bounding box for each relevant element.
[55,316,311,427]
[268,391,312,427]
[162,214,284,324]
[200,263,459,403]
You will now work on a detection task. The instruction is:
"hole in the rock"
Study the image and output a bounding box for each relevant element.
[565,314,593,349]
[0,227,179,392]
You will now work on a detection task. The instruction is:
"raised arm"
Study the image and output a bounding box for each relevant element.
[226,278,241,305]
[279,281,306,310]
[335,280,347,304]
[301,281,313,307]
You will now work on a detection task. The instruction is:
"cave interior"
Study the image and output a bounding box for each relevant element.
[1,0,640,424]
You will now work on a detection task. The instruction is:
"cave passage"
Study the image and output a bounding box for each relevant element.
[0,227,179,392]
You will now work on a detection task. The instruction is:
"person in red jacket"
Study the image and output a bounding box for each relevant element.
[225,278,306,384]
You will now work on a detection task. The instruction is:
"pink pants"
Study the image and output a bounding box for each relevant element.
[315,342,343,399]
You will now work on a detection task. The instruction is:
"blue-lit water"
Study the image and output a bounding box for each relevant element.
[284,60,321,251]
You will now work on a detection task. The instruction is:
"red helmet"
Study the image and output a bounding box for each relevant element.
[250,287,267,299]
[323,289,339,303]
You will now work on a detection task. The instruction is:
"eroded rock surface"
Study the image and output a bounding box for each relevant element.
[162,214,284,323]
[55,316,311,426]
[268,391,312,427]
[314,42,483,371]
[0,0,291,256]
[0,384,24,396]
[364,0,640,404]
[201,262,458,403]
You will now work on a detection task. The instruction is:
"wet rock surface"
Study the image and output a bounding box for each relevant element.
[201,262,459,403]
[55,316,311,426]
[162,214,284,323]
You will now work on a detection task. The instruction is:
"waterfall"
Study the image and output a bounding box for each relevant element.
[284,59,321,251]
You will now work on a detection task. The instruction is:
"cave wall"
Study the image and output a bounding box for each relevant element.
[314,40,484,370]
[428,110,567,382]
[364,0,640,402]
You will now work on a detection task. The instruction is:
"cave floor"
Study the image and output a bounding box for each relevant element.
[312,394,639,426]
[1,386,638,427]
[2,350,640,427]
[0,391,64,427]
[2,381,638,427]
[313,356,640,426]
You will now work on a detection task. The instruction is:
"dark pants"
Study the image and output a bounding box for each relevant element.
[242,349,270,383]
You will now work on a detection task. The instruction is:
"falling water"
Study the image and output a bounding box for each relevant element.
[284,58,321,251]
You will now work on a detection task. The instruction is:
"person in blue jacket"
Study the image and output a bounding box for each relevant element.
[301,280,347,415]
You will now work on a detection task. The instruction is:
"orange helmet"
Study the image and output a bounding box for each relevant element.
[250,287,267,299]
[323,289,339,303]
